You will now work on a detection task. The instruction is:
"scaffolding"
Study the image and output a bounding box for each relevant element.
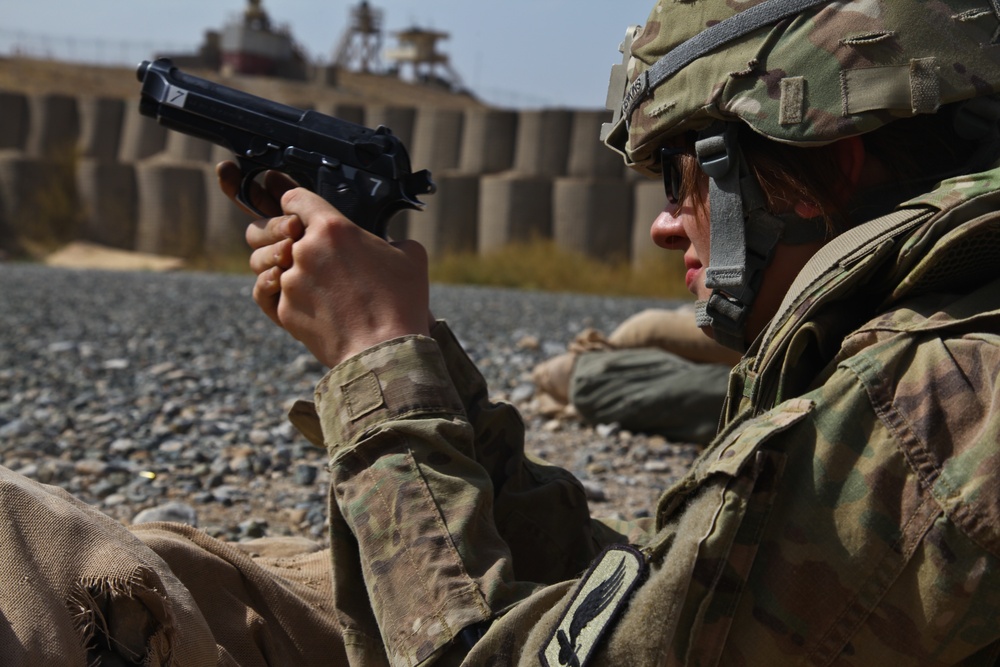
[332,1,384,73]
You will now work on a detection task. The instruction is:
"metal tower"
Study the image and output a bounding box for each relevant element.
[332,1,384,73]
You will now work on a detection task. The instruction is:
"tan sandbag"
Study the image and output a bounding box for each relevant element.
[607,307,742,366]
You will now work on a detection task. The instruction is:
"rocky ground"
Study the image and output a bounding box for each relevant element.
[0,263,701,546]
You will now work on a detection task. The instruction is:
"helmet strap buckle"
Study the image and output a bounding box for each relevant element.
[694,123,787,352]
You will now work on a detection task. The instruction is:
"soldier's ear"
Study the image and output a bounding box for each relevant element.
[792,135,865,219]
[793,199,823,219]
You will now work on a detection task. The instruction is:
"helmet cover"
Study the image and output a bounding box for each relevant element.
[603,0,1000,176]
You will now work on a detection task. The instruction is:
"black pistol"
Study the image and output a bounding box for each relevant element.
[136,58,435,239]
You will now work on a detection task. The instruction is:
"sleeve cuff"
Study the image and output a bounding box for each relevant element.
[429,320,492,401]
[313,334,467,456]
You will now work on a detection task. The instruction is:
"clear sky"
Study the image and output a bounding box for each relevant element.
[0,0,656,110]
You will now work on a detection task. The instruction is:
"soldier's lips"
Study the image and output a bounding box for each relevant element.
[685,268,699,293]
[684,260,703,294]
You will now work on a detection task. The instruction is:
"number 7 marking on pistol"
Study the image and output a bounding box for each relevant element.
[165,85,189,109]
[369,178,383,196]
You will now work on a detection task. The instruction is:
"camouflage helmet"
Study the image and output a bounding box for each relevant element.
[601,0,1000,351]
[603,0,1000,175]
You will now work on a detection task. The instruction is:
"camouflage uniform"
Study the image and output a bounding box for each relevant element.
[71,2,1000,664]
[294,2,1000,661]
[5,1,999,664]
[295,166,1000,666]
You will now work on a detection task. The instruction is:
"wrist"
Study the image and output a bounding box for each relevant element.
[320,322,431,368]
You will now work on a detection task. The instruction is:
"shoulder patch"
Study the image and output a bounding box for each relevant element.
[539,544,647,667]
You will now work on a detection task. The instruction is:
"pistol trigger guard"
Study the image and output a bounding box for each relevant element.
[236,165,268,218]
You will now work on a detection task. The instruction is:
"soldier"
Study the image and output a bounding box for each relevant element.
[2,0,1000,665]
[231,0,1000,663]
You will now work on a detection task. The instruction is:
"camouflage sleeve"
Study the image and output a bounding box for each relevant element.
[314,330,595,666]
[428,321,605,582]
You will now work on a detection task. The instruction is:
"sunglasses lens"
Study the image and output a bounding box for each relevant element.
[660,148,683,203]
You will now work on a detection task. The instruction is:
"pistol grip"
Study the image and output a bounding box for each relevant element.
[316,164,386,239]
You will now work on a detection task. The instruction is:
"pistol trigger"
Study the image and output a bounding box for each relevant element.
[237,174,268,218]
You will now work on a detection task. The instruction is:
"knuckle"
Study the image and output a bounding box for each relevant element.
[312,215,344,241]
[278,267,302,293]
[280,187,305,211]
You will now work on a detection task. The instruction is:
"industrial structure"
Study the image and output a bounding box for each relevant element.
[158,0,308,79]
[218,0,307,79]
[332,1,385,74]
[157,0,465,94]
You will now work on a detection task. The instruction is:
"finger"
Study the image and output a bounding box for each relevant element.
[252,266,283,326]
[216,160,241,200]
[263,170,301,201]
[215,161,284,218]
[245,214,304,250]
[280,187,348,229]
[248,237,296,276]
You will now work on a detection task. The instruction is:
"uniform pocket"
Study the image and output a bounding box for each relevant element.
[614,398,814,666]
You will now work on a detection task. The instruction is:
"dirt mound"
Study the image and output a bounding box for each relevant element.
[0,56,487,111]
[42,241,185,272]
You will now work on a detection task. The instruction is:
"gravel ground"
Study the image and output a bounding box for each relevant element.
[0,263,701,545]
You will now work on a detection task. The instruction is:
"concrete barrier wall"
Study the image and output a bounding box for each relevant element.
[478,173,552,253]
[135,160,207,259]
[321,102,366,126]
[410,107,464,175]
[0,92,29,151]
[512,109,573,177]
[631,179,666,268]
[458,109,517,175]
[202,164,252,263]
[407,172,479,260]
[366,105,417,150]
[118,111,168,163]
[26,93,80,159]
[553,177,633,262]
[568,110,624,179]
[0,151,50,242]
[163,132,214,163]
[0,88,678,267]
[0,150,80,246]
[77,159,136,249]
[78,97,125,162]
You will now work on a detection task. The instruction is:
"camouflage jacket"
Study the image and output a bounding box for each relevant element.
[293,167,1000,666]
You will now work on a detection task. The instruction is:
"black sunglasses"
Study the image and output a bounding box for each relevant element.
[660,146,685,204]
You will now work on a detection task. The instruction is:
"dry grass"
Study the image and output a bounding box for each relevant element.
[192,240,690,300]
[429,240,690,299]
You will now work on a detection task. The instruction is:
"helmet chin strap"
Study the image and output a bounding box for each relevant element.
[692,124,827,352]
